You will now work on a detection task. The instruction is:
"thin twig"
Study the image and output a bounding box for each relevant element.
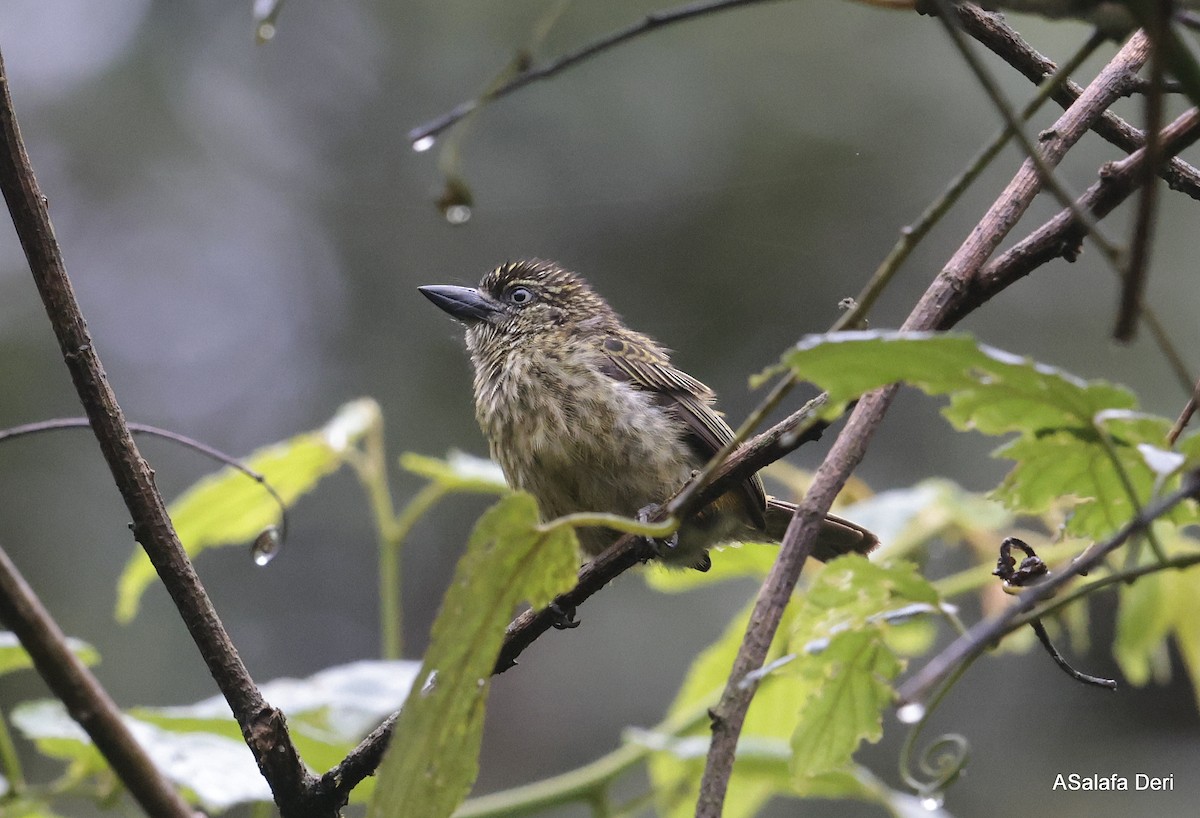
[1029,618,1117,689]
[896,476,1200,707]
[0,46,322,817]
[1167,382,1200,445]
[933,0,1123,268]
[0,543,194,816]
[0,417,290,545]
[408,0,785,146]
[953,107,1200,327]
[853,29,1106,323]
[1114,0,1169,342]
[956,3,1200,201]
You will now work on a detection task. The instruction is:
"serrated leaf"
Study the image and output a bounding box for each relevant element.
[649,558,944,817]
[115,400,379,622]
[847,480,1013,560]
[786,557,940,779]
[777,332,1135,431]
[789,630,902,777]
[0,632,99,677]
[776,333,1200,541]
[369,494,578,818]
[648,598,800,818]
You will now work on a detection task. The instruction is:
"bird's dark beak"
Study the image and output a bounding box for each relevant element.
[418,285,501,325]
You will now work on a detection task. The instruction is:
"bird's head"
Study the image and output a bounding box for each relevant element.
[420,260,615,352]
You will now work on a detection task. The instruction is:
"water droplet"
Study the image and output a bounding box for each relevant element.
[437,175,473,224]
[251,526,282,566]
[897,702,926,724]
[256,22,276,43]
[444,204,471,224]
[420,670,438,696]
[412,135,436,153]
[920,793,944,811]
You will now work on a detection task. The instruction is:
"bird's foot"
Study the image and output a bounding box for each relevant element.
[636,503,679,561]
[548,600,580,630]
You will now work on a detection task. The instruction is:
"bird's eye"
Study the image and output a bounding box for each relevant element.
[507,286,535,306]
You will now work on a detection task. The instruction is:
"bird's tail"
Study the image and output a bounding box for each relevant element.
[762,497,878,563]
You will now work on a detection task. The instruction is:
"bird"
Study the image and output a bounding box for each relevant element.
[419,260,876,571]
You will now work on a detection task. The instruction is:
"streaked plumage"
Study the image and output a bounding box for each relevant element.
[420,260,876,569]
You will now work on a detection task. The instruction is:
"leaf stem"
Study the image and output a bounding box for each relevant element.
[454,705,710,818]
[0,705,25,795]
[346,415,413,661]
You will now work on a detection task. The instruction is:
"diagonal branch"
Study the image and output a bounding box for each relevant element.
[694,27,1152,818]
[0,46,322,818]
[0,543,193,816]
[955,4,1200,200]
[949,106,1200,325]
[317,400,834,804]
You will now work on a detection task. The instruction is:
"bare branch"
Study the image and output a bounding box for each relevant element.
[693,29,1153,817]
[955,3,1200,200]
[0,46,321,817]
[0,544,193,816]
[951,106,1200,325]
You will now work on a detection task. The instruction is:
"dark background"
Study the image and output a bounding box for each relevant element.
[0,1,1197,816]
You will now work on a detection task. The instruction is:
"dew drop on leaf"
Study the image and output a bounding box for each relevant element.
[412,135,436,153]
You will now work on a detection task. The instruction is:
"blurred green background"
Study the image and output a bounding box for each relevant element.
[1,1,1198,816]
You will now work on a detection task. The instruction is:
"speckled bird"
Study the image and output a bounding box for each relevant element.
[420,260,876,570]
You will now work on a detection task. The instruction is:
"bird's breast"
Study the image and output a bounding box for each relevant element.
[472,347,693,527]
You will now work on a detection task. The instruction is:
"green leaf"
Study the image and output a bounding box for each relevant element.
[786,557,939,781]
[369,493,578,818]
[115,399,380,622]
[789,630,902,776]
[775,332,1200,540]
[1113,572,1175,686]
[13,660,419,811]
[649,558,944,816]
[400,450,509,494]
[0,632,99,677]
[776,332,1134,427]
[643,541,779,592]
[647,598,800,818]
[846,479,1012,560]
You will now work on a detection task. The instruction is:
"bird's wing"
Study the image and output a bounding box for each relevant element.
[597,334,767,527]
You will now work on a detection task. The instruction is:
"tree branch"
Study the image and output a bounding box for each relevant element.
[895,474,1200,708]
[949,106,1200,325]
[0,544,193,816]
[693,27,1152,817]
[0,46,321,817]
[954,5,1200,200]
[317,400,834,803]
